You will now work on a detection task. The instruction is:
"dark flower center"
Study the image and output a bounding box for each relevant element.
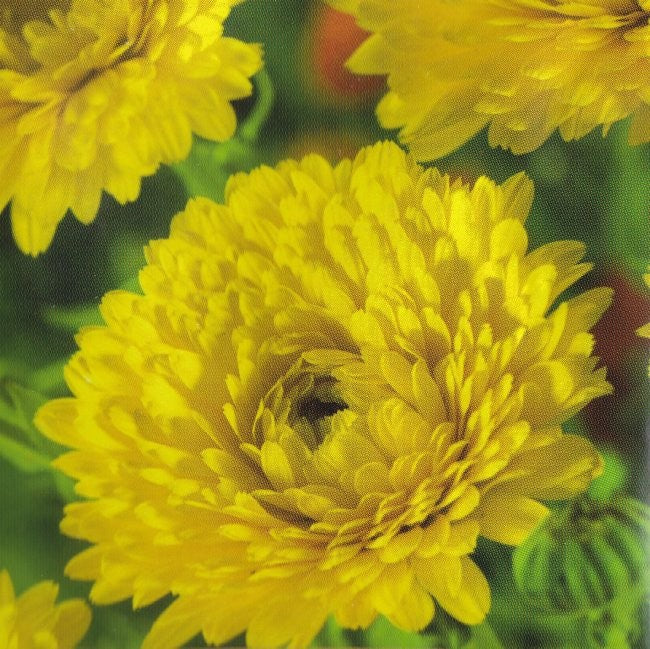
[291,375,347,450]
[255,359,348,453]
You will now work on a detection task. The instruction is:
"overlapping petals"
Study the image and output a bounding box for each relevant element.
[0,569,90,649]
[37,141,610,648]
[0,0,261,254]
[330,0,650,159]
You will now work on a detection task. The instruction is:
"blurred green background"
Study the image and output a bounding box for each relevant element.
[0,1,648,647]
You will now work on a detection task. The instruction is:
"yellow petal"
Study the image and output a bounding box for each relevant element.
[416,556,490,625]
[475,493,550,545]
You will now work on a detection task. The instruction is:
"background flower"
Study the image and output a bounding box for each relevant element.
[0,0,261,255]
[329,0,650,160]
[0,569,90,649]
[36,141,610,648]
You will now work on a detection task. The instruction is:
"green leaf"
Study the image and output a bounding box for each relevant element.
[41,271,141,336]
[171,137,252,202]
[42,303,103,332]
[365,616,435,648]
[238,69,275,143]
[0,379,48,450]
[311,610,505,649]
[312,617,350,648]
[79,599,167,649]
[0,378,75,500]
[0,379,65,456]
[588,448,629,501]
[423,608,472,649]
[466,620,506,649]
[3,381,49,447]
[0,390,23,431]
[29,359,69,394]
[0,432,52,473]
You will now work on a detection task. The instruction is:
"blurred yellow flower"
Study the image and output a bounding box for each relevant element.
[329,0,650,160]
[0,0,261,255]
[0,570,90,649]
[37,141,610,648]
[637,268,650,374]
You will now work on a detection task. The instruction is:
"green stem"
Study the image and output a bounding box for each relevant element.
[239,69,275,143]
[606,124,648,276]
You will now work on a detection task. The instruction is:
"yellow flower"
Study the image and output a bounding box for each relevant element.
[37,141,610,648]
[0,570,91,649]
[0,0,261,255]
[637,268,650,374]
[329,0,650,160]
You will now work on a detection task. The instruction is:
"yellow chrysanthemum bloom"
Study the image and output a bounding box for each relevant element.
[0,570,91,648]
[37,142,611,649]
[0,0,261,255]
[637,268,650,374]
[329,0,650,160]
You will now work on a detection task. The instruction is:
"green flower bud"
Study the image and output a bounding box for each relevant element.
[513,495,649,614]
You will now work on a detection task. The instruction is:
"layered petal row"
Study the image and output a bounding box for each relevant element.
[330,0,650,159]
[37,141,611,648]
[0,0,261,254]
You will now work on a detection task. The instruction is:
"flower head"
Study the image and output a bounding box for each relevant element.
[37,141,610,648]
[0,0,261,255]
[329,0,650,160]
[0,569,91,649]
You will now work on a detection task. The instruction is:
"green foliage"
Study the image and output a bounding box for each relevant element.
[313,612,507,649]
[588,448,630,502]
[42,303,104,332]
[172,70,275,202]
[363,617,436,648]
[423,611,472,649]
[313,616,436,648]
[605,128,650,277]
[172,132,258,204]
[0,381,52,471]
[423,610,507,649]
[0,379,76,502]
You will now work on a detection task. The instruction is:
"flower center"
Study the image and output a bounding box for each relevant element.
[290,374,347,451]
[254,359,347,452]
